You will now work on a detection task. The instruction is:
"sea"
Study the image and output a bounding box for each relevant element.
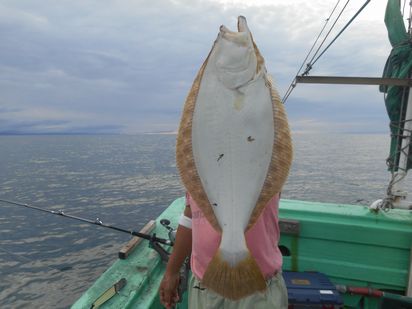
[0,133,411,308]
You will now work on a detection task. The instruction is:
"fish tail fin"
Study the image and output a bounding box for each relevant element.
[201,250,266,300]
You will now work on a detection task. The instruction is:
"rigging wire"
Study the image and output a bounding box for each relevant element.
[281,0,343,103]
[302,0,351,76]
[307,0,371,73]
[283,0,372,103]
[283,0,351,103]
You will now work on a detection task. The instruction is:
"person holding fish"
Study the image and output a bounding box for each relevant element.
[159,16,292,308]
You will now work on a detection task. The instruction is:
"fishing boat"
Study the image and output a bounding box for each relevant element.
[72,1,412,308]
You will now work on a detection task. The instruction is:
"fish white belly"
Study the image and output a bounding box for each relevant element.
[192,69,274,265]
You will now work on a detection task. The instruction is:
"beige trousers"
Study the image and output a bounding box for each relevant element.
[188,272,288,309]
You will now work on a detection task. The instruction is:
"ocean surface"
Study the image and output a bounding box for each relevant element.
[0,133,411,308]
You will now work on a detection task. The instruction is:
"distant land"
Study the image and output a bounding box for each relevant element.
[143,130,177,135]
[0,130,179,136]
[0,131,121,136]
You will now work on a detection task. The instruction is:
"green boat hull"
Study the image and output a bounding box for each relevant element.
[72,198,412,308]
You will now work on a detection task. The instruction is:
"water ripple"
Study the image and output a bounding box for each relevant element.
[0,133,410,308]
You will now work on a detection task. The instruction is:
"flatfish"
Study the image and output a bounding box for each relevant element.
[176,16,292,300]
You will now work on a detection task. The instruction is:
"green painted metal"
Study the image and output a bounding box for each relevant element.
[73,197,412,308]
[279,199,412,308]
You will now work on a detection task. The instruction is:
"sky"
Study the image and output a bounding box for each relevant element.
[0,0,399,134]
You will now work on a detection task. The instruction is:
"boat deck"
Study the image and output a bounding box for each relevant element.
[72,197,186,309]
[72,197,412,308]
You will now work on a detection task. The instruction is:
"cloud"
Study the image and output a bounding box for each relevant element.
[0,3,49,30]
[0,0,394,134]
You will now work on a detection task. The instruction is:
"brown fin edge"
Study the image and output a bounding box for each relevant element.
[201,250,267,300]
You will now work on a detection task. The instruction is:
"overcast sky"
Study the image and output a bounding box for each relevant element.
[0,0,397,134]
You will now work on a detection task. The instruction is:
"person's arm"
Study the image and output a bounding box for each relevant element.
[159,205,192,309]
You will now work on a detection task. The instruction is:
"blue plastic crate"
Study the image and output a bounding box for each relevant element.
[283,271,344,308]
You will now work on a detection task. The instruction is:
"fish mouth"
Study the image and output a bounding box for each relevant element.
[220,16,249,33]
[219,16,250,46]
[216,16,255,75]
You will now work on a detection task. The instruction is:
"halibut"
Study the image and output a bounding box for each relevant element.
[176,16,292,300]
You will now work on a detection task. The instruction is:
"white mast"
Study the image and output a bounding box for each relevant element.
[387,0,412,210]
[387,91,412,209]
[372,1,412,210]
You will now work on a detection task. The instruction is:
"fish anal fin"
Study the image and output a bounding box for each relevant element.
[202,250,266,300]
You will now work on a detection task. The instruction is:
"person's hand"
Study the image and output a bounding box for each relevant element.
[159,271,180,308]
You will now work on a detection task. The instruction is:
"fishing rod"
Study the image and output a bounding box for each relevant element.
[0,199,173,246]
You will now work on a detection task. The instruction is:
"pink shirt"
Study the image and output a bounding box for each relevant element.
[186,193,282,280]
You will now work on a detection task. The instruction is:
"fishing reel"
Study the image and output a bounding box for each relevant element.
[160,219,177,243]
[148,219,177,263]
